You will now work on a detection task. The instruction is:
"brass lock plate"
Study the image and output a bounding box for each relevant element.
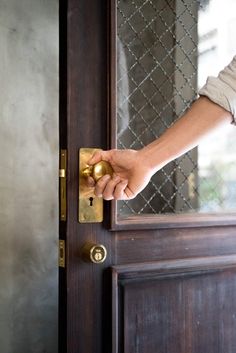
[59,150,67,221]
[59,239,65,268]
[79,148,103,223]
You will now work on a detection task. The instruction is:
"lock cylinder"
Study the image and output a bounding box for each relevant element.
[81,242,107,264]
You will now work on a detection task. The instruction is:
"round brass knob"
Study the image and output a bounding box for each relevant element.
[81,243,107,264]
[82,161,113,182]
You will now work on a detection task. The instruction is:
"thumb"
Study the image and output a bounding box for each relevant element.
[88,150,111,165]
[88,151,103,165]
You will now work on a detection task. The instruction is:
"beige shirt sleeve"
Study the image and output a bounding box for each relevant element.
[199,55,236,123]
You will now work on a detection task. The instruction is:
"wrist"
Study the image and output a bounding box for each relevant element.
[139,138,173,175]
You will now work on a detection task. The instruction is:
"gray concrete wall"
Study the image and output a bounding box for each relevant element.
[0,1,58,352]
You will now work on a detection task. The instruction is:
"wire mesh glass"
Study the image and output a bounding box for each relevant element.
[116,0,236,215]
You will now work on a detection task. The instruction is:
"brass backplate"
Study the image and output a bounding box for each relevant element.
[59,149,67,221]
[59,239,65,268]
[79,148,103,223]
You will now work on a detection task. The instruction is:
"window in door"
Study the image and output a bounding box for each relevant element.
[115,0,236,216]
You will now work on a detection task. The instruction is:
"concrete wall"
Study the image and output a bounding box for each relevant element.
[0,1,58,352]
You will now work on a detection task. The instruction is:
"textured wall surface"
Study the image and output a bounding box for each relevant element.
[0,1,58,352]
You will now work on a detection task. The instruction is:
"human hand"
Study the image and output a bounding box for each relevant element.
[88,149,153,200]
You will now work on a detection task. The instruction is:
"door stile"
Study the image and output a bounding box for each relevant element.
[59,1,114,352]
[112,267,119,353]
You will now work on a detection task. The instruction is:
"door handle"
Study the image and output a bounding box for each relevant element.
[81,160,113,182]
[79,148,113,223]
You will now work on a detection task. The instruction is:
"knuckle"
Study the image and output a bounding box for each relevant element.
[103,189,114,200]
[95,184,103,194]
[103,190,112,199]
[94,189,102,197]
[96,178,105,187]
[113,190,122,200]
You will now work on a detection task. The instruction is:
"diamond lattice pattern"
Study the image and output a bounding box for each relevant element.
[117,0,204,215]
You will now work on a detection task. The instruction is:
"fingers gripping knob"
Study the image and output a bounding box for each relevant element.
[79,148,113,223]
[82,161,113,182]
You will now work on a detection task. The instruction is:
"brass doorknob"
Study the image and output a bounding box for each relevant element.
[82,161,113,182]
[81,242,107,264]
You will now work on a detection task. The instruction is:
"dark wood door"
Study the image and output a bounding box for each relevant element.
[59,1,236,353]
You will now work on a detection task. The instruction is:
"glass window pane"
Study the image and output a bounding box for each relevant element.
[116,0,236,215]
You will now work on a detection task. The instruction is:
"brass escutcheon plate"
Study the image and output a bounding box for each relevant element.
[79,148,103,223]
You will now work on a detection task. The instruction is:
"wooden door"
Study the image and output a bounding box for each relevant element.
[59,1,236,353]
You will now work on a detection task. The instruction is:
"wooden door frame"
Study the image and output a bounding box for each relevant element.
[59,1,113,352]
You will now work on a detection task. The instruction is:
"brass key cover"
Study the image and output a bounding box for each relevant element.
[79,148,113,223]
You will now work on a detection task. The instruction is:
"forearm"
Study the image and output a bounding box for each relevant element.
[140,96,232,174]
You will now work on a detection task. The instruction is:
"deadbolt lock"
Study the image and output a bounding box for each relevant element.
[81,243,107,264]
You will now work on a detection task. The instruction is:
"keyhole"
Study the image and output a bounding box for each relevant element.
[89,197,94,206]
[94,251,103,261]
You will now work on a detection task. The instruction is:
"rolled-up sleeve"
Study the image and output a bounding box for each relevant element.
[199,55,236,124]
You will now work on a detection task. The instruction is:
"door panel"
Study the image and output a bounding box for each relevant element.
[59,1,236,353]
[112,257,236,353]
